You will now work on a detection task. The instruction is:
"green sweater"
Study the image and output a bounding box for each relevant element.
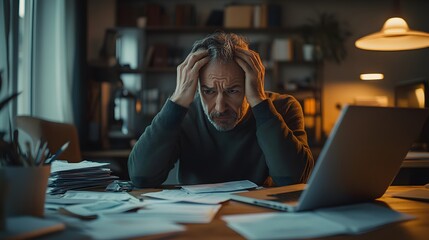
[128,92,314,187]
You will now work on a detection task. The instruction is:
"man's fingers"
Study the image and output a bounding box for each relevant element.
[235,57,252,74]
[235,48,264,70]
[192,55,211,73]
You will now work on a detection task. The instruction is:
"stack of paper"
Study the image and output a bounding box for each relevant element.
[222,203,415,239]
[47,160,119,194]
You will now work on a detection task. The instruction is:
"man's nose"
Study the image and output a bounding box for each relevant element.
[215,93,226,112]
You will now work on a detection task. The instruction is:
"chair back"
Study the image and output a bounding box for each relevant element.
[16,116,82,163]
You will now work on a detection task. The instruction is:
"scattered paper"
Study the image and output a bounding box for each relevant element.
[391,188,429,202]
[50,160,110,174]
[405,151,429,160]
[82,218,184,240]
[315,203,415,234]
[223,212,347,239]
[59,201,146,218]
[135,202,221,223]
[223,203,415,239]
[181,180,258,194]
[63,191,139,202]
[143,189,233,204]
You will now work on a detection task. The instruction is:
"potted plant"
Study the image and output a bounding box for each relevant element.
[301,12,352,64]
[0,70,51,220]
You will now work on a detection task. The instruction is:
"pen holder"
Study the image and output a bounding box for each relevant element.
[0,171,6,230]
[0,165,51,217]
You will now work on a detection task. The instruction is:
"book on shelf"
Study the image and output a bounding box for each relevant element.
[271,38,294,61]
[224,5,253,28]
[175,4,196,26]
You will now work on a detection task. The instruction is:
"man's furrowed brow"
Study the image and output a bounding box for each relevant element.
[201,85,215,89]
[226,84,242,89]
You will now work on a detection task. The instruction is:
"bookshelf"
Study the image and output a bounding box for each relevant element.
[85,0,326,150]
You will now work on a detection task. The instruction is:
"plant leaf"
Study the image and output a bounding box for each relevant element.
[0,92,21,111]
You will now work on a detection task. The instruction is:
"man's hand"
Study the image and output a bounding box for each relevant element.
[234,48,267,107]
[170,50,210,108]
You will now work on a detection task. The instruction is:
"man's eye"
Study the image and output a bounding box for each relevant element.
[226,89,239,94]
[203,89,215,95]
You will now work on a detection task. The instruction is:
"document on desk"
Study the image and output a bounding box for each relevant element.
[46,191,139,206]
[59,201,146,219]
[405,151,429,159]
[102,202,221,223]
[143,189,236,204]
[181,180,258,193]
[82,218,184,240]
[391,188,429,202]
[222,203,414,239]
[50,160,110,174]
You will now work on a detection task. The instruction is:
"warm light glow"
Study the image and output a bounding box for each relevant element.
[135,99,142,113]
[355,17,429,51]
[415,87,425,108]
[360,73,384,81]
[304,98,316,115]
[382,17,409,35]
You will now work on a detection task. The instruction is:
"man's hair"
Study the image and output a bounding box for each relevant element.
[191,32,249,62]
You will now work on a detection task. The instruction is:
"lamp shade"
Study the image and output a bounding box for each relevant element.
[355,17,429,51]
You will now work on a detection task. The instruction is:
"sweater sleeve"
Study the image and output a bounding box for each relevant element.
[128,100,188,187]
[252,98,314,185]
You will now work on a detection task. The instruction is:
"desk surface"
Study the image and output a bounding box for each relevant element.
[42,186,429,240]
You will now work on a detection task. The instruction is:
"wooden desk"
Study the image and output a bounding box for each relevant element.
[42,186,429,239]
[131,186,428,239]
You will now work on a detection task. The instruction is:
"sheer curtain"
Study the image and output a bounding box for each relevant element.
[0,0,19,135]
[31,0,76,123]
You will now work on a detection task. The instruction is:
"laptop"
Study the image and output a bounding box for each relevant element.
[231,105,429,212]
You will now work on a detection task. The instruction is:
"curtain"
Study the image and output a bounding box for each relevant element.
[31,0,76,123]
[0,0,19,137]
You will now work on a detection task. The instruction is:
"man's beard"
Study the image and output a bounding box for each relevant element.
[206,109,239,131]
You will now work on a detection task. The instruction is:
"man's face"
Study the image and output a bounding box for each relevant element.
[199,59,249,131]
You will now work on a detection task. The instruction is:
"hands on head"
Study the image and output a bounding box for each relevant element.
[170,47,267,108]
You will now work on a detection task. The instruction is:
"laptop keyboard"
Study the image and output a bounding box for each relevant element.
[267,190,303,203]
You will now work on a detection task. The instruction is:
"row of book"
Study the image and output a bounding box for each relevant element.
[224,4,282,28]
[116,2,282,28]
[144,38,316,69]
[117,3,196,27]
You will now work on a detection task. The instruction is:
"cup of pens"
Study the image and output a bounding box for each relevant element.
[0,130,69,217]
[2,165,51,217]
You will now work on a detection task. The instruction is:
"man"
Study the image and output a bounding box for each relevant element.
[128,32,314,187]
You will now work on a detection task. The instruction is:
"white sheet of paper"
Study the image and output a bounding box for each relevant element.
[135,202,222,223]
[315,203,415,234]
[60,201,146,218]
[222,203,415,239]
[63,191,139,202]
[83,218,185,240]
[45,191,139,207]
[50,160,110,173]
[391,188,429,201]
[223,212,347,239]
[405,151,429,159]
[143,189,233,204]
[181,180,257,193]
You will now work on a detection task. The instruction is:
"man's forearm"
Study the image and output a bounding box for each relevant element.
[128,100,187,187]
[253,99,314,185]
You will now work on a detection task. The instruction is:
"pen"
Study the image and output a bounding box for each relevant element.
[45,141,70,164]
